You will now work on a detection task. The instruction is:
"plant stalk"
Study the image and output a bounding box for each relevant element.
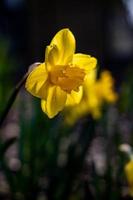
[0,71,29,127]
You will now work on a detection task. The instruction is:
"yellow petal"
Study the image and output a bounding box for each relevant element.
[83,70,97,88]
[45,44,59,71]
[25,63,48,99]
[73,53,97,73]
[41,86,67,118]
[50,28,75,65]
[66,86,83,106]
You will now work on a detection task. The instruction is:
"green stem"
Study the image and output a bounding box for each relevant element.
[0,71,29,127]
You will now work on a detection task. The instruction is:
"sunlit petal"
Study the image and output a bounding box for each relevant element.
[25,63,48,99]
[41,86,67,118]
[50,28,75,65]
[45,44,59,71]
[66,86,83,106]
[73,53,97,73]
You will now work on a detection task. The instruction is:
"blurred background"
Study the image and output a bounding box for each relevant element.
[0,0,133,200]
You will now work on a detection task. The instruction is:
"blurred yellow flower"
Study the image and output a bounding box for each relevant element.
[95,70,118,103]
[25,29,97,118]
[64,70,118,125]
[125,160,133,196]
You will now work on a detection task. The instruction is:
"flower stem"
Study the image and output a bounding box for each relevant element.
[0,71,29,127]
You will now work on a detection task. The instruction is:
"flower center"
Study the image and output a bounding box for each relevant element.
[49,65,85,93]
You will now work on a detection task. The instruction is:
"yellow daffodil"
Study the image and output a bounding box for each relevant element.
[95,70,118,103]
[25,28,97,118]
[119,144,133,197]
[64,70,118,125]
[125,160,133,196]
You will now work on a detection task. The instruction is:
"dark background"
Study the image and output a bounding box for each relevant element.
[0,0,133,86]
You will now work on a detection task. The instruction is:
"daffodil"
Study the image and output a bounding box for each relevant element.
[25,29,97,118]
[119,144,133,197]
[125,160,133,196]
[64,70,118,125]
[95,70,118,103]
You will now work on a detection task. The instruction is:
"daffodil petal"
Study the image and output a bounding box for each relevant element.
[83,70,97,93]
[50,28,75,65]
[73,53,97,73]
[41,86,67,118]
[45,44,59,71]
[66,86,83,106]
[25,63,48,99]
